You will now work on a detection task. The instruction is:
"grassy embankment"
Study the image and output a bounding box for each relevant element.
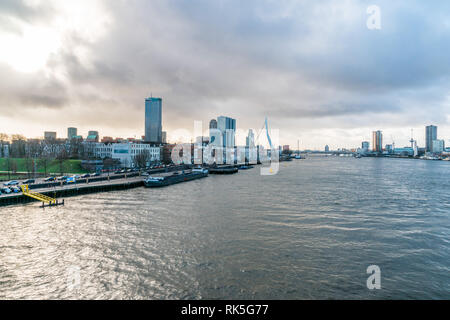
[0,158,87,181]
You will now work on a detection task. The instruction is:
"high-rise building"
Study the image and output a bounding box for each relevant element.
[209,119,220,145]
[86,131,99,142]
[432,139,444,153]
[217,116,236,148]
[325,145,330,152]
[44,131,57,140]
[162,131,167,144]
[425,125,437,152]
[209,119,217,129]
[145,97,162,143]
[362,141,369,153]
[372,131,383,153]
[246,129,255,147]
[68,127,77,140]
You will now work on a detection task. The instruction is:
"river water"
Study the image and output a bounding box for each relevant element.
[0,156,449,299]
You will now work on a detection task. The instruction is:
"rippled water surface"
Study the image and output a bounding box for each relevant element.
[1,157,449,299]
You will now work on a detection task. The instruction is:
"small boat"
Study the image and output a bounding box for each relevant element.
[144,169,208,187]
[238,165,254,170]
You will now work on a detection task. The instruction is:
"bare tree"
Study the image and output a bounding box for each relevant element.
[55,149,68,175]
[39,154,51,177]
[25,157,34,178]
[10,159,17,174]
[133,150,150,169]
[0,133,9,142]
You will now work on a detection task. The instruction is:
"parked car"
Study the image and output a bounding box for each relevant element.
[72,175,81,179]
[4,180,19,186]
[91,172,101,177]
[1,187,12,194]
[81,173,91,178]
[22,179,35,184]
[44,177,56,182]
[58,176,69,181]
[10,186,20,193]
[141,172,150,176]
[66,177,76,184]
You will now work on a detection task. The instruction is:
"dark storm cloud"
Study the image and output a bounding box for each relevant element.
[0,64,67,111]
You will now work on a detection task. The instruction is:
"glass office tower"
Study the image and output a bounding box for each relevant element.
[145,97,162,143]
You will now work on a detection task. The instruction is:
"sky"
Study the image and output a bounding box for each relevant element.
[0,0,449,150]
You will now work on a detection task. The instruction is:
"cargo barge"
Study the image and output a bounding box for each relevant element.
[144,168,208,187]
[208,165,239,174]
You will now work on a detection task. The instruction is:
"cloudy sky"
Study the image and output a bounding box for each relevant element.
[0,0,449,149]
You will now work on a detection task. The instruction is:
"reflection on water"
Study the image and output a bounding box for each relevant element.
[0,157,449,299]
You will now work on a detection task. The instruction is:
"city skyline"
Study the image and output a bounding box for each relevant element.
[1,1,450,149]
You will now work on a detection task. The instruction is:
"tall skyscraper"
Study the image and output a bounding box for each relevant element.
[217,116,236,148]
[161,131,167,144]
[246,129,255,147]
[87,130,99,142]
[209,119,217,129]
[425,125,437,152]
[372,131,383,152]
[145,97,162,143]
[325,145,330,152]
[67,127,77,140]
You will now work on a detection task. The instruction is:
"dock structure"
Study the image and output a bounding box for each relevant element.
[1,176,145,207]
[20,184,57,205]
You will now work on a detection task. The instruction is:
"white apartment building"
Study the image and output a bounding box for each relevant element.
[90,142,161,167]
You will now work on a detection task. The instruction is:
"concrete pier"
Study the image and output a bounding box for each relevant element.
[0,176,144,207]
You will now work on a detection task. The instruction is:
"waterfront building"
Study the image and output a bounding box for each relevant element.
[67,127,77,140]
[209,119,221,146]
[145,97,162,143]
[325,145,330,152]
[393,147,414,157]
[86,131,99,142]
[91,142,161,167]
[217,116,236,148]
[44,131,57,140]
[101,136,114,143]
[372,131,383,153]
[162,131,167,144]
[246,129,255,147]
[0,142,9,158]
[362,141,369,153]
[245,129,256,164]
[425,125,437,152]
[432,139,445,153]
[209,119,217,129]
[385,144,393,154]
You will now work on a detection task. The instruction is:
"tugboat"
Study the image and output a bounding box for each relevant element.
[144,168,208,187]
